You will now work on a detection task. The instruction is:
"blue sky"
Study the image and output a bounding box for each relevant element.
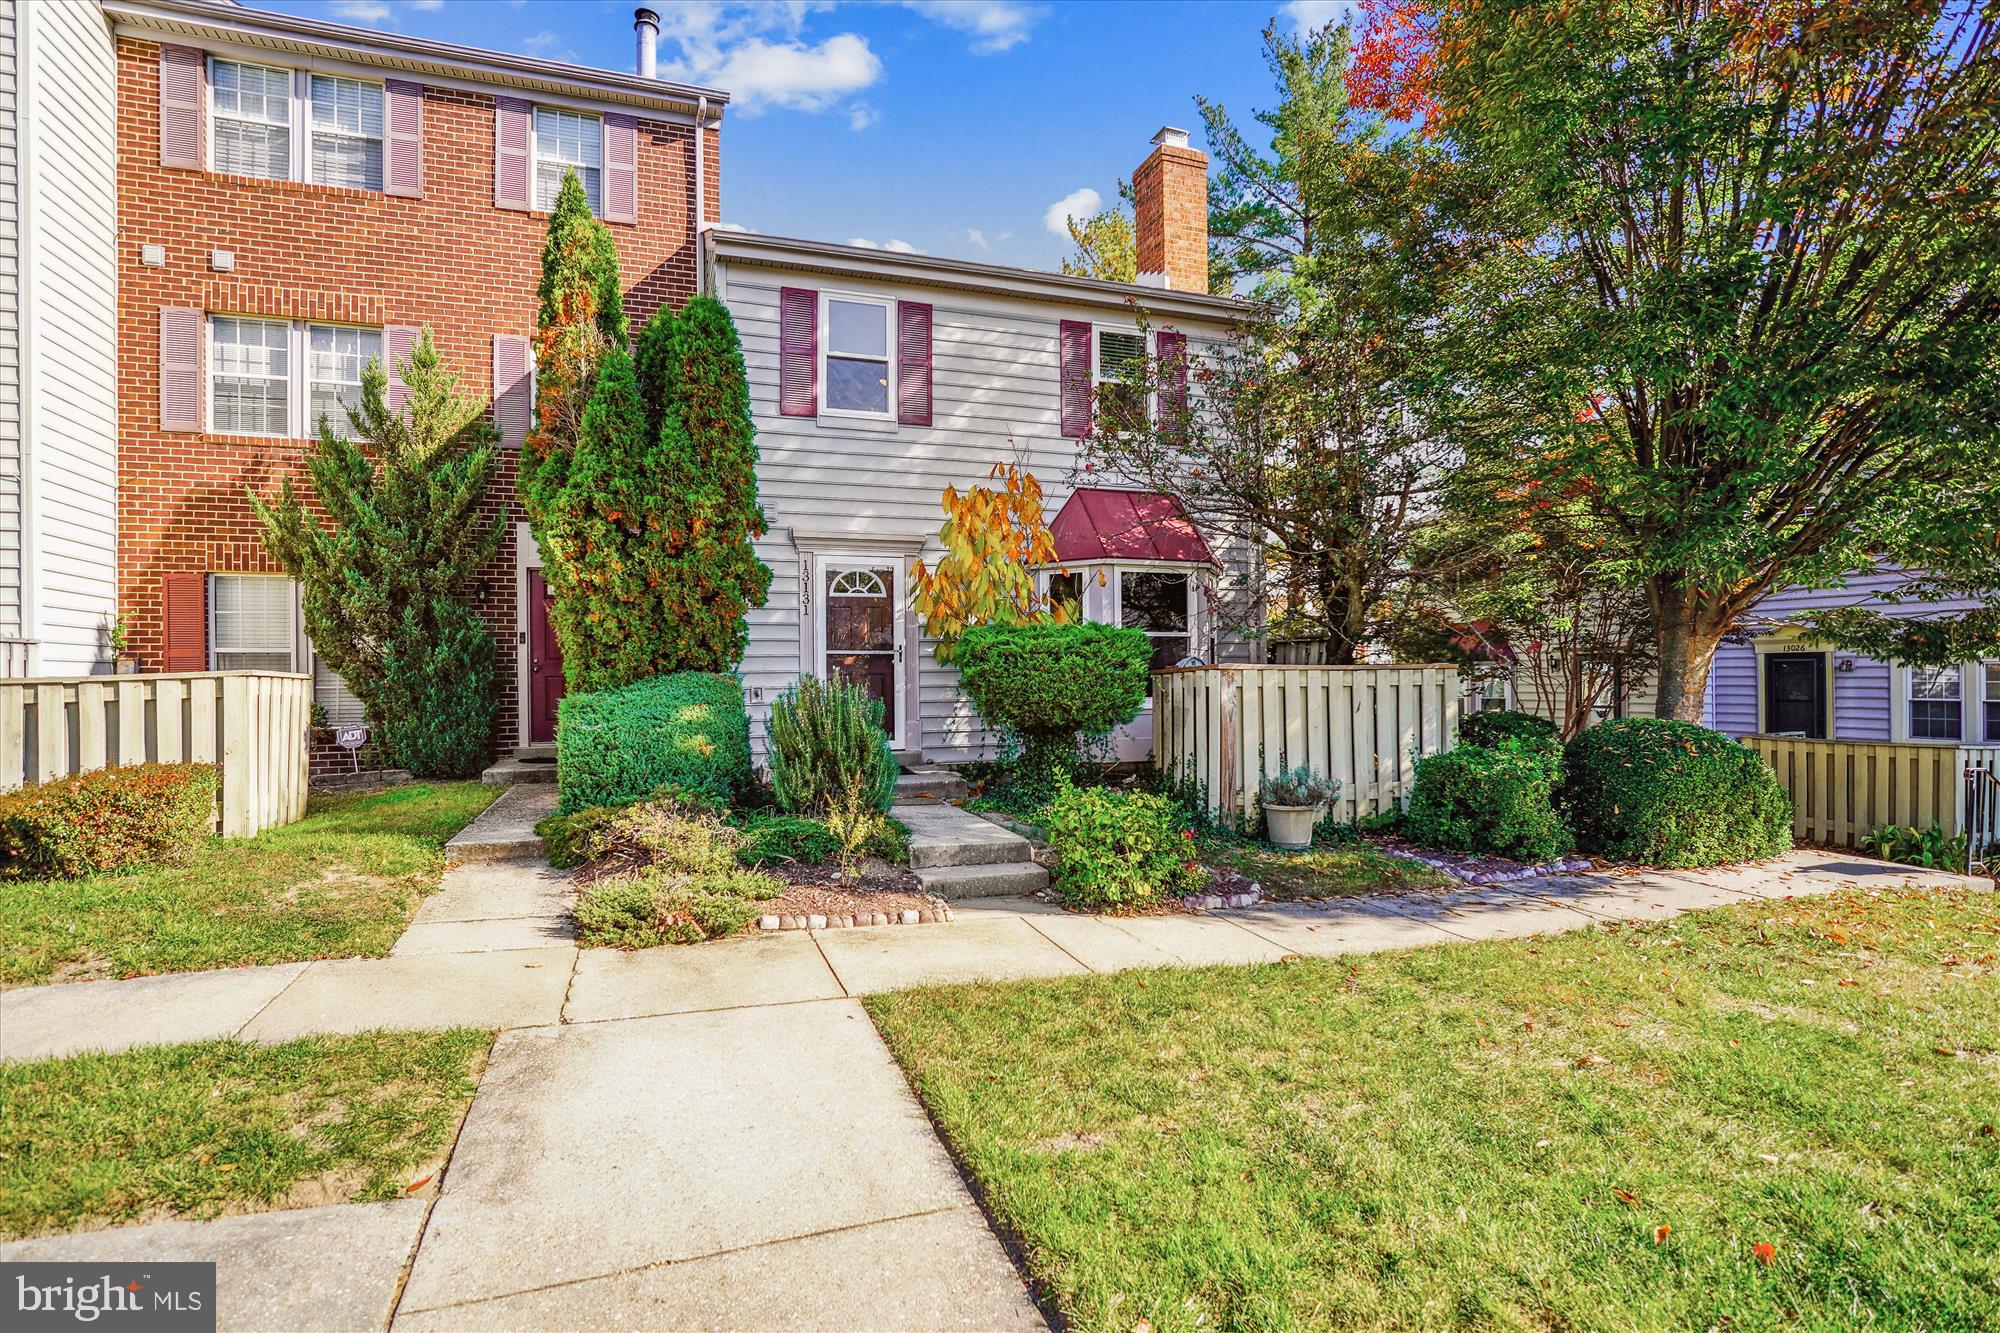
[262,1,1354,271]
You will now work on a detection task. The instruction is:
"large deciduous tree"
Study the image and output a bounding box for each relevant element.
[251,332,504,776]
[1359,0,2000,718]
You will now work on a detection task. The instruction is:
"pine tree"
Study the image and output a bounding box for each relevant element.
[633,302,678,443]
[250,331,504,776]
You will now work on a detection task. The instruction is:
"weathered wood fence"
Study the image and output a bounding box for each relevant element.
[0,672,311,837]
[1745,735,2000,851]
[1154,664,1461,821]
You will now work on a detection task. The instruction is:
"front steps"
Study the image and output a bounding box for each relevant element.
[895,767,969,802]
[481,745,557,786]
[893,801,1048,900]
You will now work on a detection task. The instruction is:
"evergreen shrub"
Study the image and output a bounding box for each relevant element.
[1563,718,1792,867]
[954,622,1152,783]
[766,675,897,816]
[555,674,750,814]
[1404,742,1573,863]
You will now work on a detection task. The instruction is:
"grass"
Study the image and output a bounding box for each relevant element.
[0,1029,491,1239]
[1207,835,1454,899]
[868,887,2000,1331]
[0,782,500,988]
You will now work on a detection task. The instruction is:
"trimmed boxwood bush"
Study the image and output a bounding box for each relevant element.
[556,673,750,815]
[1404,742,1573,864]
[1564,718,1791,868]
[1458,708,1560,761]
[0,763,218,880]
[954,622,1151,781]
[1039,780,1207,912]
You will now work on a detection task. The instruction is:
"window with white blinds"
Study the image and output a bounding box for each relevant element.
[209,575,297,672]
[534,106,602,212]
[312,655,368,727]
[309,75,385,190]
[211,58,292,180]
[211,317,381,438]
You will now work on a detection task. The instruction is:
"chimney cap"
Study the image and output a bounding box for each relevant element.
[634,7,661,30]
[1151,126,1191,149]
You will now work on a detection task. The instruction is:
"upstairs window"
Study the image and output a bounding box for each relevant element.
[307,324,384,433]
[210,316,291,437]
[534,107,602,212]
[1908,665,1962,741]
[1095,329,1148,432]
[309,75,384,190]
[823,297,892,416]
[210,58,292,180]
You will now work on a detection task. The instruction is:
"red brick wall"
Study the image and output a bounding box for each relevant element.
[1132,142,1209,295]
[116,36,720,756]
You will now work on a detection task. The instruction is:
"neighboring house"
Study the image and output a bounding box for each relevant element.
[105,0,724,769]
[1704,569,1998,747]
[0,0,119,676]
[702,128,1250,764]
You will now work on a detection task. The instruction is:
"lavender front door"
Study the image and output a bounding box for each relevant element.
[528,570,566,744]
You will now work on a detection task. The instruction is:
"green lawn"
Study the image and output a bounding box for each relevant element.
[0,782,500,988]
[0,1030,491,1239]
[1207,837,1454,899]
[869,888,2000,1331]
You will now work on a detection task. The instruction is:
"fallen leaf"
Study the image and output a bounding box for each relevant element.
[1133,1321,1154,1333]
[1756,1153,1780,1165]
[1933,1046,1960,1057]
[405,1173,434,1193]
[1613,1188,1640,1208]
[1654,1224,1671,1245]
[1752,1242,1777,1266]
[214,1163,236,1173]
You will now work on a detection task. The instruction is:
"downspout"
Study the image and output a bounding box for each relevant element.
[694,94,710,293]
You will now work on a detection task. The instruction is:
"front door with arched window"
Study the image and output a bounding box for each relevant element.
[816,557,904,745]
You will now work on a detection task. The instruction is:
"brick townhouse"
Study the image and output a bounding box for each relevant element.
[102,0,723,765]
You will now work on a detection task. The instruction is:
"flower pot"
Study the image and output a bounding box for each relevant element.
[1264,803,1321,851]
[115,656,139,675]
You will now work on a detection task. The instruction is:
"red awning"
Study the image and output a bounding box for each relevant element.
[1048,488,1217,566]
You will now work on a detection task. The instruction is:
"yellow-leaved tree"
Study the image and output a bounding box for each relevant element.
[911,462,1076,662]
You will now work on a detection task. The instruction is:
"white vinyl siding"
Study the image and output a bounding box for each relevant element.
[210,574,296,671]
[717,263,1246,762]
[11,0,118,674]
[308,74,383,191]
[533,106,601,213]
[0,2,21,647]
[210,57,291,180]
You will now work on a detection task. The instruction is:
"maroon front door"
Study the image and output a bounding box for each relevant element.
[528,570,565,743]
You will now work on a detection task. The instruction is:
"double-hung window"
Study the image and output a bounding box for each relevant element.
[534,107,602,212]
[308,75,385,190]
[1095,329,1148,433]
[1120,570,1193,677]
[1983,663,2000,743]
[823,297,892,416]
[1466,671,1509,714]
[210,575,298,672]
[1908,665,1962,741]
[210,316,381,439]
[210,58,292,180]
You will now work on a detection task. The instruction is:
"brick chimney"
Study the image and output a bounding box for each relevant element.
[1132,126,1209,294]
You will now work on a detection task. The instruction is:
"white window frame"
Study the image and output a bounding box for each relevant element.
[1981,662,2000,745]
[1093,323,1153,428]
[208,58,386,190]
[819,291,896,421]
[208,316,382,440]
[1465,670,1512,714]
[1113,563,1199,707]
[532,105,605,215]
[1895,662,1967,743]
[207,574,302,673]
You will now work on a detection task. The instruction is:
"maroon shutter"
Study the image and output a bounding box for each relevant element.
[602,114,638,224]
[161,573,208,672]
[1156,330,1188,440]
[896,301,933,427]
[384,80,424,198]
[494,97,532,211]
[492,334,532,447]
[159,307,203,432]
[779,287,817,417]
[384,325,419,412]
[1058,319,1092,438]
[159,46,205,170]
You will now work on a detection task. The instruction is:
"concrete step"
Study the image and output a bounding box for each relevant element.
[514,743,556,762]
[895,770,968,802]
[481,756,557,785]
[893,800,1031,869]
[445,786,559,866]
[914,861,1051,900]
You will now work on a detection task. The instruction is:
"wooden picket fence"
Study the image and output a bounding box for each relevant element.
[1154,664,1461,822]
[0,672,311,837]
[1746,734,2000,851]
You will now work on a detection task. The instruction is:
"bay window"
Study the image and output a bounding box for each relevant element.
[1984,663,1999,743]
[823,297,892,415]
[534,107,602,212]
[1120,570,1192,675]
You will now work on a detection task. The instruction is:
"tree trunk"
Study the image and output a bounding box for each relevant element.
[1651,582,1729,723]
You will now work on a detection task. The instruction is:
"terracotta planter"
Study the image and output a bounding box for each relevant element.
[1264,803,1321,851]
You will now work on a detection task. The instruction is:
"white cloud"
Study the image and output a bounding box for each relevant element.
[330,0,391,22]
[656,7,881,116]
[847,101,879,131]
[711,221,754,233]
[965,228,989,251]
[848,237,923,254]
[407,0,445,11]
[1283,1,1359,30]
[1043,186,1101,238]
[521,30,579,63]
[902,1,1040,54]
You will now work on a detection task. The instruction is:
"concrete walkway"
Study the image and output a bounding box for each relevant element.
[0,847,1982,1331]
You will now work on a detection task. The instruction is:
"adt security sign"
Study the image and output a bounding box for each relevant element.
[335,725,370,750]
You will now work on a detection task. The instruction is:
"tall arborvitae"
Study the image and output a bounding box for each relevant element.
[250,331,503,776]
